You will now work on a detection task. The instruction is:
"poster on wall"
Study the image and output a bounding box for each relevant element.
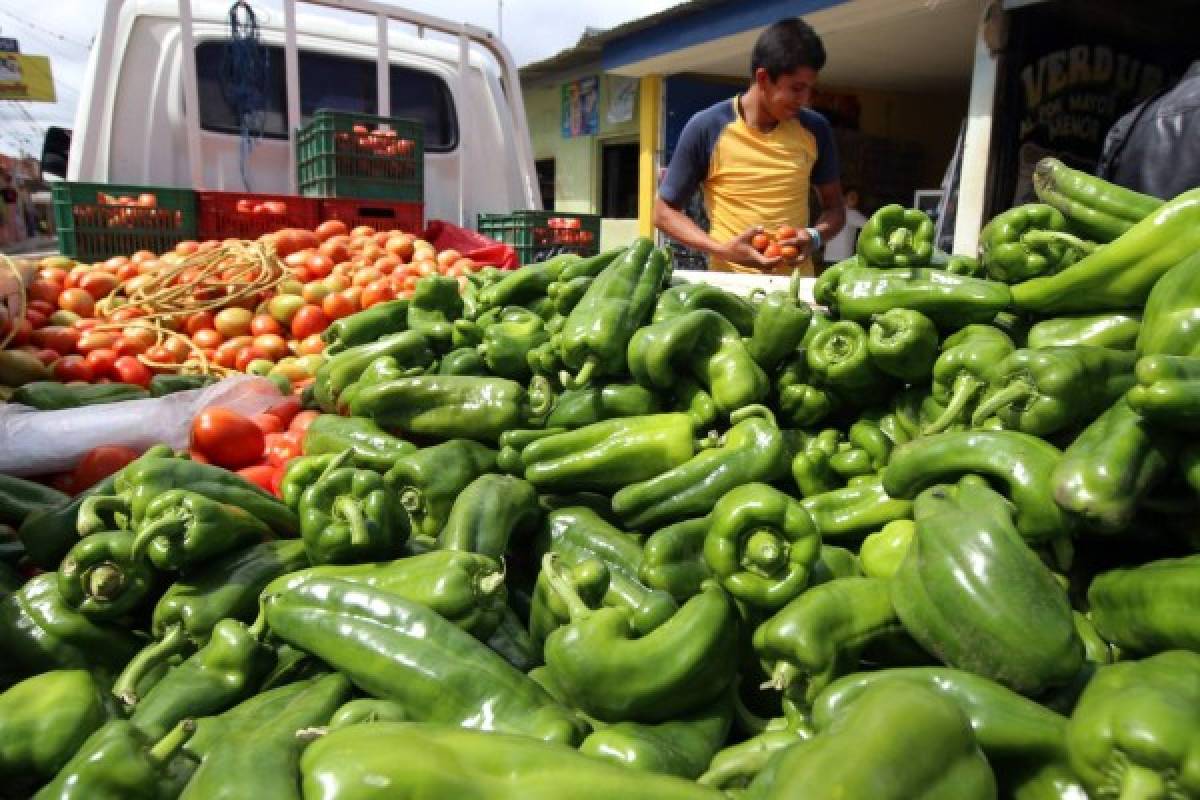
[0,53,56,102]
[607,76,637,126]
[562,76,599,138]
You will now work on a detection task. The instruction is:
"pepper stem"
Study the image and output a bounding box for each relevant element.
[85,563,125,601]
[148,719,195,764]
[730,403,777,427]
[923,374,983,435]
[742,529,786,576]
[887,226,914,256]
[1021,229,1098,257]
[130,514,187,561]
[112,624,191,707]
[477,569,506,596]
[398,487,423,515]
[539,552,592,621]
[331,495,370,549]
[762,662,799,692]
[77,495,131,536]
[971,380,1032,427]
[527,375,555,419]
[570,357,597,389]
[1117,765,1168,800]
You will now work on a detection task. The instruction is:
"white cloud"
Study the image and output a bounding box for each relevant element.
[0,0,679,156]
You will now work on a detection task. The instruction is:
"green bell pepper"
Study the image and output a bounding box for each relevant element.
[1028,311,1142,350]
[406,273,464,350]
[300,721,724,800]
[856,204,936,268]
[313,329,436,412]
[0,669,115,790]
[0,472,68,528]
[867,308,939,382]
[322,297,409,355]
[1012,190,1200,314]
[703,482,821,612]
[891,477,1083,694]
[858,519,915,579]
[383,439,498,539]
[1064,650,1200,799]
[478,306,549,380]
[560,238,666,386]
[579,690,734,779]
[77,455,297,538]
[753,576,904,703]
[1137,248,1200,357]
[628,308,769,416]
[110,540,308,706]
[698,723,810,791]
[978,203,1092,283]
[148,373,216,396]
[476,254,580,313]
[262,574,586,744]
[542,553,738,723]
[545,383,661,429]
[547,246,626,285]
[33,719,195,800]
[529,555,611,649]
[485,605,540,671]
[497,427,564,475]
[812,667,1068,770]
[1089,555,1200,655]
[127,618,271,737]
[328,697,410,729]
[9,381,149,410]
[298,459,408,565]
[612,404,788,530]
[265,549,508,640]
[1051,396,1174,534]
[548,274,595,315]
[302,413,415,472]
[746,274,812,371]
[279,453,344,509]
[177,672,351,800]
[805,319,890,394]
[744,682,996,800]
[799,475,913,542]
[58,529,156,619]
[883,430,1072,546]
[537,506,677,635]
[640,517,713,602]
[131,489,273,571]
[822,262,1014,330]
[1032,156,1162,243]
[437,473,541,559]
[437,345,488,375]
[0,572,141,680]
[652,281,757,335]
[971,345,1137,434]
[521,413,701,493]
[348,374,554,443]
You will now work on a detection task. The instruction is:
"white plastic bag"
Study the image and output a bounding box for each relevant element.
[0,375,283,476]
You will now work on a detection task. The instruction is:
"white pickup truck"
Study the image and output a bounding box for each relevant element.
[49,0,541,227]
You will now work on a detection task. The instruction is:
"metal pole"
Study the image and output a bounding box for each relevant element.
[376,13,390,117]
[283,0,301,194]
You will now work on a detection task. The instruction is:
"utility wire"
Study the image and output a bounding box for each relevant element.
[0,6,91,50]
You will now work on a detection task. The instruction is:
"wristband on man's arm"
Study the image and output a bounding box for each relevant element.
[805,227,823,250]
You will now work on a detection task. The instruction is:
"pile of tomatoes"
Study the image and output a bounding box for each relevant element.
[751,224,803,264]
[2,218,484,390]
[332,124,418,179]
[72,191,184,231]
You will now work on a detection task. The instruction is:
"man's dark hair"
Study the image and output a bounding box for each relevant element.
[751,18,826,79]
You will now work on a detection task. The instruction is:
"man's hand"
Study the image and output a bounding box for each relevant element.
[722,226,783,270]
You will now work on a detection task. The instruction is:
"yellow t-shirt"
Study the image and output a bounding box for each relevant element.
[659,97,839,275]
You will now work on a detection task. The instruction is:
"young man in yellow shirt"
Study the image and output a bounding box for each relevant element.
[654,17,846,276]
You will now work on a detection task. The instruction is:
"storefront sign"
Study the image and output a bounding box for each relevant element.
[0,53,57,102]
[562,76,599,138]
[0,37,19,53]
[607,76,637,126]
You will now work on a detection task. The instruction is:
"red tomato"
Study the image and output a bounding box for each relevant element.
[250,314,283,337]
[289,410,321,436]
[85,348,119,377]
[32,326,81,356]
[315,219,349,242]
[192,407,266,469]
[264,431,304,467]
[290,305,330,339]
[252,333,289,362]
[188,449,212,465]
[26,279,62,306]
[71,445,141,492]
[52,355,94,382]
[185,311,216,335]
[112,356,153,387]
[235,345,267,372]
[143,344,179,365]
[24,309,48,330]
[29,347,61,367]
[252,412,285,435]
[237,464,278,494]
[27,299,57,318]
[296,333,325,356]
[79,271,121,301]
[192,328,224,349]
[321,292,356,321]
[76,329,119,354]
[264,397,302,427]
[5,317,32,347]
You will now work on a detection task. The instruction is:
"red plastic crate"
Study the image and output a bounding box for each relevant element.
[197,191,321,241]
[318,198,423,235]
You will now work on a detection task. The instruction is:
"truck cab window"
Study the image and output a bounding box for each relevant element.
[196,42,457,151]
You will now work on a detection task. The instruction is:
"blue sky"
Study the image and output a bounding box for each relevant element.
[0,0,679,156]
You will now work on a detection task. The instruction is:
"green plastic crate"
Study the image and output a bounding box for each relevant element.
[296,110,424,202]
[477,210,601,265]
[53,182,197,262]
